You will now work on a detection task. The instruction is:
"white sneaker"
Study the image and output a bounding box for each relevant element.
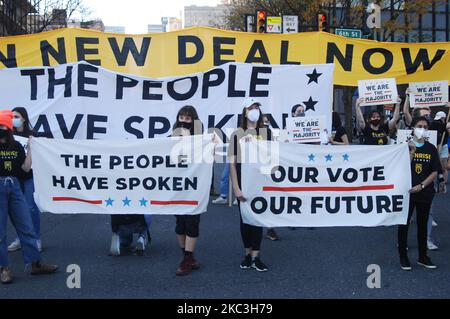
[212,196,227,204]
[109,233,120,256]
[135,235,146,256]
[36,240,42,252]
[432,220,438,227]
[233,199,238,206]
[427,240,438,251]
[7,239,21,252]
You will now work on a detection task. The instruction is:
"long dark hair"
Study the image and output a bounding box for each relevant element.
[332,111,342,129]
[12,107,34,137]
[239,106,264,130]
[172,105,203,135]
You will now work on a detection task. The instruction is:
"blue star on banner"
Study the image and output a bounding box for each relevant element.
[343,154,350,161]
[122,197,131,206]
[325,154,333,162]
[308,154,316,162]
[139,198,148,207]
[105,198,114,207]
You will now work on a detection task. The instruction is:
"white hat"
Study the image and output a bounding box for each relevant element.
[434,111,446,120]
[242,97,261,109]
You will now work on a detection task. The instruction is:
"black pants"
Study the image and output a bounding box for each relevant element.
[398,198,431,259]
[110,215,146,234]
[239,204,262,251]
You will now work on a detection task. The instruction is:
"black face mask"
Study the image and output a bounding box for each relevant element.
[370,119,381,126]
[177,121,193,130]
[0,129,8,139]
[424,115,432,122]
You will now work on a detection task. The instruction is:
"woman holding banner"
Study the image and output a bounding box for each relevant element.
[398,116,440,270]
[7,107,42,253]
[229,98,271,272]
[0,110,58,284]
[172,105,204,276]
[355,97,401,145]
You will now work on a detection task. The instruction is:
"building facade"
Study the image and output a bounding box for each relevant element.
[183,4,228,28]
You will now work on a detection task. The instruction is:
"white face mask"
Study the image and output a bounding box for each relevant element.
[414,127,427,140]
[247,109,260,122]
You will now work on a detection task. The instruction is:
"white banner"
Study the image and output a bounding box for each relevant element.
[286,116,326,143]
[0,62,334,140]
[358,78,398,106]
[240,141,411,227]
[409,80,449,108]
[31,135,215,214]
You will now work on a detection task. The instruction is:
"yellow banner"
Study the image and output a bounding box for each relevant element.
[1,27,449,86]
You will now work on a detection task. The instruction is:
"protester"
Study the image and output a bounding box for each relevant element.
[291,104,305,117]
[229,98,271,272]
[7,107,42,253]
[0,110,58,284]
[172,105,203,276]
[329,111,349,145]
[356,97,401,145]
[430,110,449,182]
[402,88,432,127]
[398,116,440,270]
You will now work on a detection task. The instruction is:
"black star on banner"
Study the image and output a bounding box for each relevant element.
[303,97,318,112]
[306,68,322,84]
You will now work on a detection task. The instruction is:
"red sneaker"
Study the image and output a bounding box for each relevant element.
[188,254,200,270]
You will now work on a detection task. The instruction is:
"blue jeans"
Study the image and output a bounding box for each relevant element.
[20,178,41,239]
[219,164,230,198]
[0,177,41,267]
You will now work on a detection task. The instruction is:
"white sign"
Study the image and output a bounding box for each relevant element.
[286,116,326,143]
[240,141,411,227]
[396,129,438,147]
[409,80,449,108]
[31,135,215,215]
[366,2,381,28]
[266,16,282,33]
[358,78,398,106]
[282,15,298,34]
[0,62,334,140]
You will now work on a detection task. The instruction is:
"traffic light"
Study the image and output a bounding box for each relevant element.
[256,10,267,33]
[318,12,328,32]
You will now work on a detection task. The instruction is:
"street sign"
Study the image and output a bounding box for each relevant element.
[335,28,362,38]
[266,16,282,33]
[245,14,255,32]
[282,15,298,34]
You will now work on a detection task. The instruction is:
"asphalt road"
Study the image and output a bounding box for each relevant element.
[1,165,450,299]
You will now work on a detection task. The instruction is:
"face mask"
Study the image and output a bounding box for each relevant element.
[177,121,193,130]
[413,140,424,148]
[13,118,23,128]
[0,129,8,139]
[370,119,381,126]
[297,112,305,117]
[414,127,427,140]
[247,109,260,122]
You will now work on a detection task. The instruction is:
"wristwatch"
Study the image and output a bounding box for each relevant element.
[420,183,425,189]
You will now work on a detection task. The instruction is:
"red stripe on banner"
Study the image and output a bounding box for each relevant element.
[262,185,395,192]
[151,200,198,205]
[292,138,320,141]
[52,197,102,204]
[365,99,394,104]
[415,102,436,105]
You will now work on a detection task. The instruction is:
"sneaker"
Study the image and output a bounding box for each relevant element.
[266,228,280,241]
[400,256,412,271]
[212,196,227,204]
[7,239,21,252]
[30,262,58,275]
[240,254,252,269]
[37,240,42,252]
[432,220,438,227]
[0,267,13,284]
[109,233,120,256]
[417,256,437,269]
[176,257,192,276]
[232,199,238,206]
[427,240,439,251]
[251,257,268,272]
[135,235,146,256]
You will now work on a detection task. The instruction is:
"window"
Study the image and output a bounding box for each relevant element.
[436,31,447,42]
[435,13,446,28]
[421,14,433,28]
